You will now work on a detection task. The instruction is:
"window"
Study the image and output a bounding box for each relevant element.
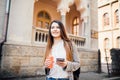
[104,38,110,62]
[115,9,119,24]
[104,38,110,50]
[72,17,80,35]
[37,11,51,29]
[103,13,109,26]
[116,37,120,48]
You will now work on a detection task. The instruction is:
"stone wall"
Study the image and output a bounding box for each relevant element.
[1,44,98,77]
[78,48,98,72]
[1,44,46,76]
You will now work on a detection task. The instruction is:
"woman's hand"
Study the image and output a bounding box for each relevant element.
[56,60,68,68]
[45,56,54,68]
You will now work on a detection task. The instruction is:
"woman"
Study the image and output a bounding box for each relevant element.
[44,20,80,80]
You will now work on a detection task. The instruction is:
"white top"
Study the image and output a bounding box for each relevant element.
[48,40,68,78]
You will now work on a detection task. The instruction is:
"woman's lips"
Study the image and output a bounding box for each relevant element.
[52,32,58,34]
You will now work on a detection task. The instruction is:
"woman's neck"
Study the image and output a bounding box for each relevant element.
[54,37,62,44]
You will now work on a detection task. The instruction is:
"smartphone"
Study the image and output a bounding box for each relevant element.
[56,58,65,62]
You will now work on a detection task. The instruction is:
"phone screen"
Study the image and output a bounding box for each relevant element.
[56,58,65,62]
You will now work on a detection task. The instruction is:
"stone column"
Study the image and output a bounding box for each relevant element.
[59,9,68,28]
[78,0,91,49]
[7,0,34,45]
[57,0,74,28]
[75,0,85,36]
[81,18,84,36]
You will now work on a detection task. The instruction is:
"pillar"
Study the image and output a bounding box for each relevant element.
[75,0,85,36]
[59,9,68,27]
[78,0,91,49]
[57,0,74,28]
[7,0,34,45]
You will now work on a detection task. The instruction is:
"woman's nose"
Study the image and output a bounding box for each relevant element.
[53,28,57,30]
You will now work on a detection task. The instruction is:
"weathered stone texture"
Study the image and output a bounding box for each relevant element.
[1,44,98,76]
[79,49,98,72]
[1,44,45,76]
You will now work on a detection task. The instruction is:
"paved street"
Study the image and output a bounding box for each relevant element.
[1,72,120,80]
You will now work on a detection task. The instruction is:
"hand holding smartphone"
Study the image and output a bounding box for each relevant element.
[56,58,65,62]
[56,58,67,68]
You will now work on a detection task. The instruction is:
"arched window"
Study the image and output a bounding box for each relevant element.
[103,13,109,26]
[114,9,119,24]
[72,17,80,35]
[104,38,111,63]
[116,37,120,48]
[104,38,110,50]
[37,11,51,29]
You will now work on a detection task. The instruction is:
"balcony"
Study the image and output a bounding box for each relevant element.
[32,27,85,48]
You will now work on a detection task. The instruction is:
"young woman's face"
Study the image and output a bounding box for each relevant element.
[50,22,61,39]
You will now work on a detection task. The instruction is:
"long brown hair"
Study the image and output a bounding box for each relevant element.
[44,20,73,61]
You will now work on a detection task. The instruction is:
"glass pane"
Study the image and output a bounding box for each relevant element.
[115,10,119,23]
[73,19,76,24]
[103,13,109,26]
[73,17,80,35]
[45,12,50,20]
[104,38,109,49]
[77,18,79,23]
[37,11,51,29]
[45,22,49,29]
[116,10,118,16]
[38,11,43,18]
[74,26,77,35]
[38,21,43,27]
[106,18,109,25]
[117,37,120,48]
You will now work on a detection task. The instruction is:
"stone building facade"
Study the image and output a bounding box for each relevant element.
[98,0,120,73]
[0,0,98,77]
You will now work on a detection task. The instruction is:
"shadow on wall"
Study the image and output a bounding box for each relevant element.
[0,69,45,79]
[0,69,18,79]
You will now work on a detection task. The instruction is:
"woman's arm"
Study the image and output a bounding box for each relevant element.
[64,43,80,71]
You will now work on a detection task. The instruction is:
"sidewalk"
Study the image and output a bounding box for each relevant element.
[80,72,120,80]
[1,72,120,80]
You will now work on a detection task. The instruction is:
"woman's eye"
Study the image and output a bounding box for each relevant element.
[51,26,60,29]
[51,26,54,29]
[57,26,60,29]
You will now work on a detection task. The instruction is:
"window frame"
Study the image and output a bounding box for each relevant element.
[72,17,80,36]
[114,9,119,24]
[103,13,109,27]
[116,36,120,48]
[37,11,51,29]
